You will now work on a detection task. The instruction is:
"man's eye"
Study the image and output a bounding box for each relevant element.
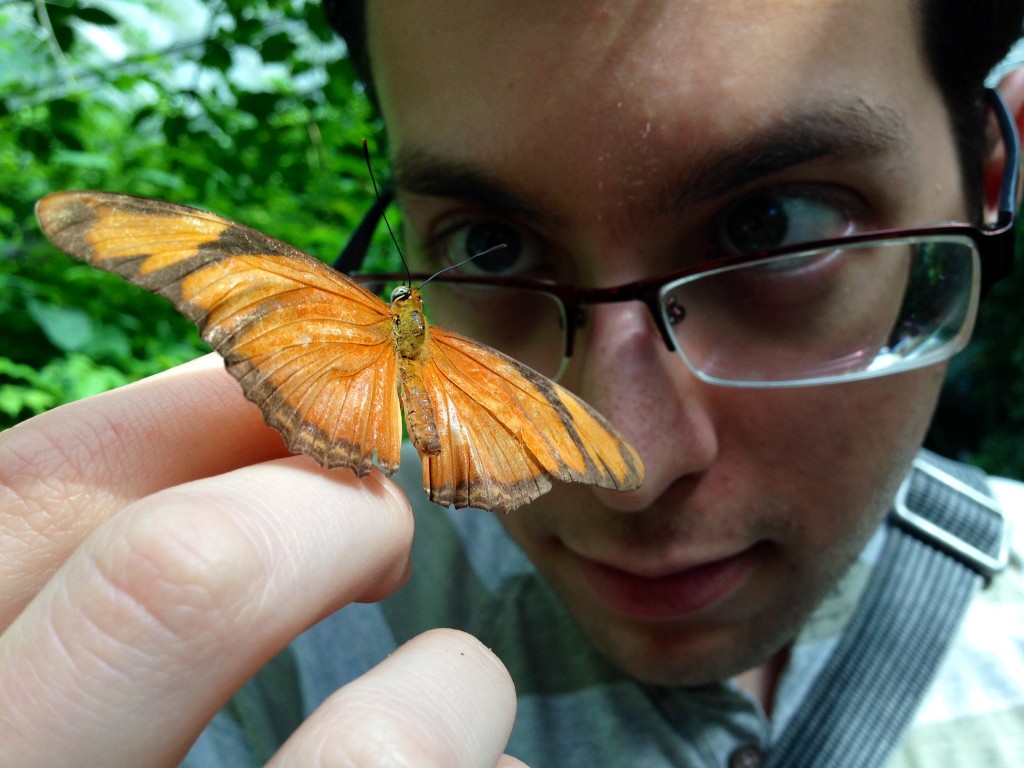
[431,219,543,277]
[717,190,853,254]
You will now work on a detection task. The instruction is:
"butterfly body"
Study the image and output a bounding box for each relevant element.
[36,191,643,513]
[390,286,443,457]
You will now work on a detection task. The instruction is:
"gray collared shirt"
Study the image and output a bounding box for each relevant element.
[186,448,1024,767]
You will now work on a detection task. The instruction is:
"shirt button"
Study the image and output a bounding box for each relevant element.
[728,743,765,768]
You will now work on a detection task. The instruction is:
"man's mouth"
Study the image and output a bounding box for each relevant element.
[575,544,764,620]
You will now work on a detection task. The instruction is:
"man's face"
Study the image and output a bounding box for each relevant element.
[367,0,966,685]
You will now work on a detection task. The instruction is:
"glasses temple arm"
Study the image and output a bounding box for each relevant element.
[977,89,1020,296]
[333,186,395,274]
[986,88,1021,218]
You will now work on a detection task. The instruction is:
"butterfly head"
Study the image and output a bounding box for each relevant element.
[390,284,413,304]
[389,284,425,329]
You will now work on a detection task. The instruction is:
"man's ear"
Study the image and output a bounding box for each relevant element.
[987,69,1024,219]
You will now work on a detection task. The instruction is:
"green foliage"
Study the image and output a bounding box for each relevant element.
[1,0,396,428]
[1,1,1022,479]
[926,265,1024,478]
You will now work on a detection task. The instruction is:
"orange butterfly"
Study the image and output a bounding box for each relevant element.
[35,191,644,512]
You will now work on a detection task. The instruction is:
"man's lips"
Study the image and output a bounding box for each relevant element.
[576,545,762,620]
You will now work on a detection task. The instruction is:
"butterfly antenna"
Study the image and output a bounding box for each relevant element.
[418,244,508,290]
[362,138,412,285]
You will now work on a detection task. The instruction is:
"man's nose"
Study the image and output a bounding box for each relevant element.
[567,301,719,512]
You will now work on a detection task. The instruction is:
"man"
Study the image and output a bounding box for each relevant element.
[2,1,1023,766]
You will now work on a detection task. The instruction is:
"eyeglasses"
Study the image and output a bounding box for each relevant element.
[336,89,1019,387]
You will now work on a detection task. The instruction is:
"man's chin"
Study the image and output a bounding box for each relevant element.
[544,527,872,688]
[576,614,794,687]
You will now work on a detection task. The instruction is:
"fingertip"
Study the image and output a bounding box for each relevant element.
[271,628,517,768]
[232,455,417,603]
[317,462,416,604]
[362,463,415,521]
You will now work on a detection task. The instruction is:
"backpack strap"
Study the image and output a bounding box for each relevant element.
[764,452,1010,768]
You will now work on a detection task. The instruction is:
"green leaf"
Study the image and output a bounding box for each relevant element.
[54,354,131,401]
[134,167,187,190]
[0,383,57,419]
[77,8,118,26]
[260,32,294,63]
[0,356,59,420]
[25,299,94,352]
[202,40,233,71]
[238,91,281,117]
[45,9,76,51]
[50,149,117,172]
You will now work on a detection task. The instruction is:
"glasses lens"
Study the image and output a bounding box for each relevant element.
[660,236,980,386]
[419,280,569,379]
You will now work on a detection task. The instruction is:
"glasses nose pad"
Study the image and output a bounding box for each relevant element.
[543,305,585,383]
[570,306,588,333]
[665,295,686,326]
[561,305,588,358]
[655,292,685,352]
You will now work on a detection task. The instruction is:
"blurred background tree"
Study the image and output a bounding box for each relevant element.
[0,0,392,424]
[1,0,1022,478]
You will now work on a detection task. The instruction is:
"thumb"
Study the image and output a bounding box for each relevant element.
[269,628,520,767]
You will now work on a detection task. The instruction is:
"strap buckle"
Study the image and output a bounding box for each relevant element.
[892,457,1010,583]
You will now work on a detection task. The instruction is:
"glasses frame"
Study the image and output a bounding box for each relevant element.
[335,88,1019,380]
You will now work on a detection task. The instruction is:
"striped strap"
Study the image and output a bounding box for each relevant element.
[764,452,1009,768]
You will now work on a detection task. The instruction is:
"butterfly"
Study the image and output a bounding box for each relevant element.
[35,191,644,513]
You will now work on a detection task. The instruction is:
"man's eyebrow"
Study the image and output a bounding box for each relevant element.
[390,97,908,223]
[391,148,552,222]
[680,97,908,209]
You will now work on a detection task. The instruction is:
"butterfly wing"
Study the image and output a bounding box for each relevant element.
[416,326,644,512]
[35,191,402,476]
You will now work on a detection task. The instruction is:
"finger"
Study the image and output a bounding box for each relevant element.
[270,628,519,768]
[0,455,413,768]
[0,353,288,626]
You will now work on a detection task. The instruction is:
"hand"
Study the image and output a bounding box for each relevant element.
[0,354,523,767]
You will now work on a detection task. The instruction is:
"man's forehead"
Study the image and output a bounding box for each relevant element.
[368,0,942,243]
[366,0,920,78]
[367,0,922,141]
[391,97,908,209]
